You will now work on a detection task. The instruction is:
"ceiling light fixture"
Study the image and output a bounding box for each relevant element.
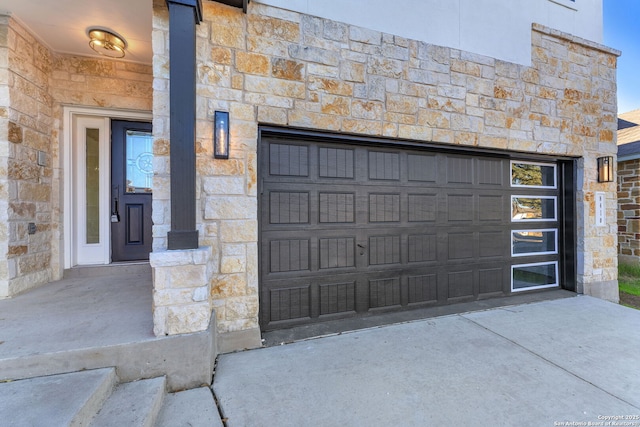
[87,28,127,58]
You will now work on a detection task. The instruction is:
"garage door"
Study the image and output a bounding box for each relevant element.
[259,135,561,331]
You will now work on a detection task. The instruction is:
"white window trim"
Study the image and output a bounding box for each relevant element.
[510,160,557,189]
[511,261,559,292]
[511,195,558,222]
[511,228,558,257]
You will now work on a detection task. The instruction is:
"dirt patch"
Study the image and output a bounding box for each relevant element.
[620,291,640,310]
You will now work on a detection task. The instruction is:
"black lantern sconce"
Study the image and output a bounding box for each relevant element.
[214,111,230,159]
[597,156,614,183]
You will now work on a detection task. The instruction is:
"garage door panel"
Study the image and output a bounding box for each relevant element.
[479,230,508,258]
[269,143,310,177]
[477,158,505,186]
[408,194,438,222]
[447,157,474,184]
[447,270,475,299]
[269,191,310,224]
[408,234,437,263]
[319,192,356,223]
[319,281,356,315]
[479,267,506,295]
[407,274,438,304]
[447,194,474,222]
[369,193,401,222]
[368,235,401,265]
[269,285,311,322]
[269,239,310,273]
[478,194,505,222]
[319,237,356,269]
[447,232,474,260]
[319,146,355,178]
[368,277,402,308]
[369,151,401,180]
[407,154,437,182]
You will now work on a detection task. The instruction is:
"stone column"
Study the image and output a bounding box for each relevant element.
[150,246,214,335]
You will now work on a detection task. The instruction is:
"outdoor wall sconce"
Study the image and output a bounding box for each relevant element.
[597,156,614,182]
[87,28,127,58]
[214,111,230,159]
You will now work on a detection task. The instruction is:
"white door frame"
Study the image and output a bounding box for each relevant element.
[63,106,152,269]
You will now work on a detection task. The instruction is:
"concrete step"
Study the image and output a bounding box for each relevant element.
[90,376,166,427]
[156,387,224,427]
[63,263,151,279]
[0,368,117,427]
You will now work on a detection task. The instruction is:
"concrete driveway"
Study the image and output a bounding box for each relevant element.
[213,296,640,426]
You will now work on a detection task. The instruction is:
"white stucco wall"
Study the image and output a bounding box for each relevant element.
[256,0,603,65]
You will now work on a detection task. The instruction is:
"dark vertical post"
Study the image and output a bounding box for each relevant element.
[560,160,577,292]
[165,0,202,249]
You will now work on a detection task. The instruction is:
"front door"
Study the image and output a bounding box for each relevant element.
[110,120,153,262]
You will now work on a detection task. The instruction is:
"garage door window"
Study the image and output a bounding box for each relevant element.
[512,262,559,291]
[511,161,556,188]
[511,196,557,221]
[510,161,559,292]
[512,229,557,256]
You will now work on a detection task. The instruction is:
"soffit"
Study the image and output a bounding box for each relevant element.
[0,0,153,64]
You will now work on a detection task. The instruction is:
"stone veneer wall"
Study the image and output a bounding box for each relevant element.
[151,2,619,338]
[0,15,152,298]
[618,159,640,264]
[0,16,54,297]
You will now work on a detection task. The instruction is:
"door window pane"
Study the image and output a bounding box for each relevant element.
[512,262,558,291]
[86,128,100,244]
[125,130,153,193]
[512,229,557,256]
[511,162,556,188]
[511,196,556,221]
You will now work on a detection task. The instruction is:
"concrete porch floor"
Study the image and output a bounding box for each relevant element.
[0,264,216,391]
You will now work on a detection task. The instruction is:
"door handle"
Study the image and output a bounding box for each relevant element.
[111,185,120,223]
[357,243,366,256]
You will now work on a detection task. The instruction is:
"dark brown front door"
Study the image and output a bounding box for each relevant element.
[111,120,153,262]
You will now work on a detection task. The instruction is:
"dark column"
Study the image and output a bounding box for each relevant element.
[165,0,202,250]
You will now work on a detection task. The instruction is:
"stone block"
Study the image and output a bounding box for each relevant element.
[225,296,259,321]
[289,44,340,66]
[308,76,353,96]
[349,26,381,45]
[163,303,211,335]
[235,52,269,75]
[257,106,287,125]
[323,20,348,43]
[248,15,300,42]
[245,75,305,99]
[211,23,245,49]
[204,196,256,220]
[342,119,382,136]
[367,57,404,79]
[351,100,383,120]
[321,94,350,116]
[288,109,341,131]
[387,94,418,115]
[211,273,248,299]
[220,220,258,243]
[8,121,22,143]
[272,58,305,81]
[202,176,245,195]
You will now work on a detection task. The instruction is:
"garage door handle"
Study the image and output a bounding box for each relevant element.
[357,243,366,255]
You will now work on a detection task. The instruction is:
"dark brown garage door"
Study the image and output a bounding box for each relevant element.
[259,134,561,331]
